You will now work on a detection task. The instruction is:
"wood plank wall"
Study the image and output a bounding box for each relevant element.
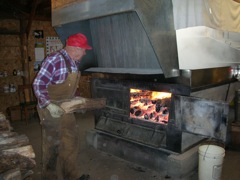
[28,21,58,83]
[0,19,22,114]
[0,19,92,116]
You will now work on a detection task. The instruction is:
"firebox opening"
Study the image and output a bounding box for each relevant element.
[130,88,172,125]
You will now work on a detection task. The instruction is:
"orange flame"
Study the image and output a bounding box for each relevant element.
[130,88,142,93]
[151,91,171,99]
[130,88,172,124]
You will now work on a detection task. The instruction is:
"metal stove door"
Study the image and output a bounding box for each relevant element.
[172,95,229,142]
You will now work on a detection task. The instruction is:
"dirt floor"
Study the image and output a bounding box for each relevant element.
[11,112,240,180]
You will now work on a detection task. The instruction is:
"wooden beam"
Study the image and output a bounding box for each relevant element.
[20,18,29,84]
[4,0,29,14]
[26,0,39,38]
[0,12,20,20]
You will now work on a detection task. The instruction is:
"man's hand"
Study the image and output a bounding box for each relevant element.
[46,103,65,118]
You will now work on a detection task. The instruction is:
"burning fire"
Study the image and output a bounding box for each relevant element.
[130,88,172,124]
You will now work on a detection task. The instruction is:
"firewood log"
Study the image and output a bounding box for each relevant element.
[0,134,29,151]
[57,97,106,114]
[0,132,17,138]
[0,112,6,121]
[0,119,11,132]
[0,153,36,174]
[0,113,35,178]
[2,145,35,159]
[0,168,21,180]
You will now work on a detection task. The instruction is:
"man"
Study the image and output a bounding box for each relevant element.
[33,33,91,180]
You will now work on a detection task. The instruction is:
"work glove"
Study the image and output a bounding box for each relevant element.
[46,103,65,118]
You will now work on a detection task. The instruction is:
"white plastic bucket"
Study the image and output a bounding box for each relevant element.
[198,144,225,180]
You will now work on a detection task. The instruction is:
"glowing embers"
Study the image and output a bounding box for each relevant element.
[130,88,172,124]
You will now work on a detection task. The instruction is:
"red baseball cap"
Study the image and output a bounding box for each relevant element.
[66,33,92,50]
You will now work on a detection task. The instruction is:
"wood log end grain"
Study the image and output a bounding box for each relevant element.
[2,145,35,159]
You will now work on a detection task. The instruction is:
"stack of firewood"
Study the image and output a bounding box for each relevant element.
[0,112,36,180]
[0,97,106,179]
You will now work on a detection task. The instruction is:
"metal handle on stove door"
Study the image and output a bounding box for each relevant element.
[117,129,122,135]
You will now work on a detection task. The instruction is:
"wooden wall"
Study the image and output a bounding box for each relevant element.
[0,19,59,114]
[0,19,22,114]
[28,21,58,83]
[0,19,92,115]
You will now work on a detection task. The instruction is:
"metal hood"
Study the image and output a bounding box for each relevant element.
[52,0,179,78]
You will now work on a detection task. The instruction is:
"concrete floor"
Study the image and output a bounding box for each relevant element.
[11,112,240,180]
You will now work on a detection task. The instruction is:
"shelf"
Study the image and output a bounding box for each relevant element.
[0,75,23,78]
[0,92,17,96]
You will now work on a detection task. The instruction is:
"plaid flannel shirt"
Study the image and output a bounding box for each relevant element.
[33,49,79,108]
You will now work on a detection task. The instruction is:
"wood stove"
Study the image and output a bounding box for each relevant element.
[51,0,240,178]
[90,76,229,150]
[86,76,230,178]
[93,78,191,152]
